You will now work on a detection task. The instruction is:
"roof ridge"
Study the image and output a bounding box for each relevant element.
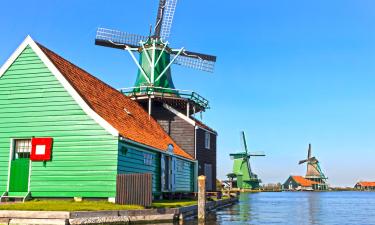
[36,42,193,160]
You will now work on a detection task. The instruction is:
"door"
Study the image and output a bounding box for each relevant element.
[161,155,171,192]
[204,163,213,191]
[9,139,31,193]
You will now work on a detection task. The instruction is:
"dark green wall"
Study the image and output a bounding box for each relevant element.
[118,141,161,193]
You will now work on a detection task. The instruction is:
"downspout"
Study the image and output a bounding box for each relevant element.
[194,126,198,192]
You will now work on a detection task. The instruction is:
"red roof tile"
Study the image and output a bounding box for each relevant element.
[292,176,319,187]
[356,181,375,187]
[37,43,193,160]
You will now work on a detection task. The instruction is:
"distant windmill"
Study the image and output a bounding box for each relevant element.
[229,131,265,190]
[95,0,216,116]
[299,144,328,190]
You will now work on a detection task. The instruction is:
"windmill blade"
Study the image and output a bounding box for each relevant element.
[95,27,147,49]
[299,159,308,165]
[154,0,166,37]
[154,0,178,40]
[307,143,312,159]
[170,50,216,73]
[249,151,265,157]
[241,131,249,155]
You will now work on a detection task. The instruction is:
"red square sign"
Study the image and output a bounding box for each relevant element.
[30,138,53,161]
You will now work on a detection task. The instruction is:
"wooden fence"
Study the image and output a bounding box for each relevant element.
[116,173,152,207]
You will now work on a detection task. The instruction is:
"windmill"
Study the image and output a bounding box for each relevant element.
[95,0,216,116]
[228,131,265,190]
[299,144,328,190]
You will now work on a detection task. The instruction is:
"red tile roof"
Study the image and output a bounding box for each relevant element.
[356,181,375,187]
[37,43,193,160]
[292,176,319,187]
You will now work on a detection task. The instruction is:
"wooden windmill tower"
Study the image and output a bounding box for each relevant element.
[229,131,265,190]
[94,0,216,117]
[299,144,328,190]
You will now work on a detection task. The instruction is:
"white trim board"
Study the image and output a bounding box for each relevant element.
[0,36,119,137]
[162,103,216,135]
[162,103,195,126]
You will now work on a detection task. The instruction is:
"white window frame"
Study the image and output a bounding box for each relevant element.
[143,153,153,166]
[13,139,32,159]
[204,131,210,149]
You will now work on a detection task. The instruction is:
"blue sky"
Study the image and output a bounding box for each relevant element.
[1,0,374,186]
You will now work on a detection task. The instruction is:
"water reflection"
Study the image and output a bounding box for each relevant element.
[178,192,375,225]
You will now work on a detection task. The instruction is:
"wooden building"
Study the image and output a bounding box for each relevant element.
[147,103,217,191]
[283,176,319,191]
[354,181,375,191]
[0,36,196,201]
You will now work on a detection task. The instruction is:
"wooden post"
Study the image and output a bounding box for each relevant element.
[198,175,206,221]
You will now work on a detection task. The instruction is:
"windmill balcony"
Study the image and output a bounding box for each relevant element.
[119,86,209,113]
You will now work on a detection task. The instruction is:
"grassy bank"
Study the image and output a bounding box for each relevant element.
[151,199,197,208]
[0,200,144,211]
[0,199,200,211]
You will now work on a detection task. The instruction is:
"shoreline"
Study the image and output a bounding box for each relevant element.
[0,197,238,225]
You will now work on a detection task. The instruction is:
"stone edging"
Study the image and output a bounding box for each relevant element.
[0,198,238,225]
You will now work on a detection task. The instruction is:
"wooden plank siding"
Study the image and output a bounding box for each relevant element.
[150,104,196,158]
[116,173,152,206]
[0,46,119,198]
[175,158,195,192]
[118,141,195,194]
[196,128,217,191]
[117,142,161,194]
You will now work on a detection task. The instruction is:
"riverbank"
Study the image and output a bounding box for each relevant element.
[0,197,238,225]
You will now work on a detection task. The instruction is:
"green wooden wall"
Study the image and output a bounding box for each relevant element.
[117,142,161,194]
[0,46,118,198]
[118,141,195,194]
[175,158,194,192]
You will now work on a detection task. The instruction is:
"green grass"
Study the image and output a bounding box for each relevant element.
[0,200,144,211]
[0,197,230,211]
[151,199,197,208]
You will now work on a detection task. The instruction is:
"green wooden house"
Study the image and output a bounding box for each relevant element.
[0,36,197,201]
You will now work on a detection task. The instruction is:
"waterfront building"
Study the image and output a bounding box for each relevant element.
[95,24,218,190]
[283,176,319,191]
[354,181,375,191]
[298,144,329,190]
[0,37,197,201]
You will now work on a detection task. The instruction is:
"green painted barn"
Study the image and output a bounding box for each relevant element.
[0,36,197,201]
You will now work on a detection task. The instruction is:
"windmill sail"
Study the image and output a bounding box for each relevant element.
[229,131,265,190]
[95,28,147,49]
[160,0,178,40]
[171,49,216,72]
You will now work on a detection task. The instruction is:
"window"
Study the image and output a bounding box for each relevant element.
[204,131,210,149]
[143,153,153,166]
[14,139,31,159]
[177,160,184,172]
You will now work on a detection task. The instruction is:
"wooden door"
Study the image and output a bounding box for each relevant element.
[9,139,31,193]
[204,163,213,191]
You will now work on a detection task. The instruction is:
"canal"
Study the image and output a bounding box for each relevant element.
[183,191,375,225]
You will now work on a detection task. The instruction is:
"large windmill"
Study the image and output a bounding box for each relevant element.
[299,144,328,190]
[95,0,216,116]
[229,132,265,190]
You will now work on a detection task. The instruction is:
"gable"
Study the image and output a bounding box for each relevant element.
[0,36,118,137]
[0,36,194,160]
[0,44,119,197]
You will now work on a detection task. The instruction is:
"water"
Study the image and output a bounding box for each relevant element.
[184,191,375,225]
